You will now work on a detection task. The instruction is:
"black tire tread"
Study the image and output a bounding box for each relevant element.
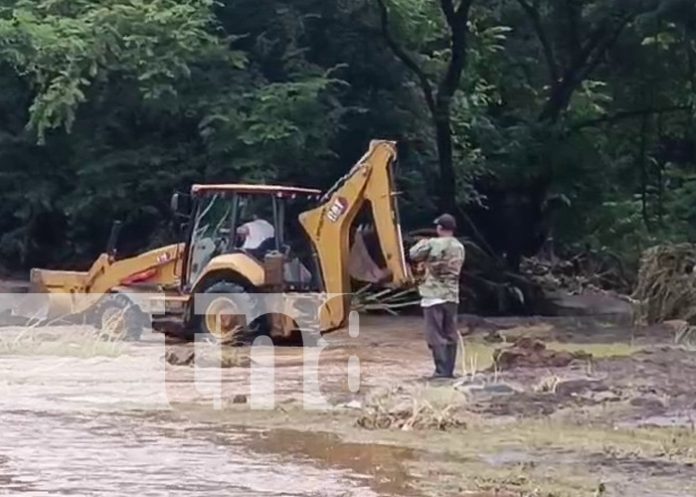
[89,293,144,341]
[195,281,259,345]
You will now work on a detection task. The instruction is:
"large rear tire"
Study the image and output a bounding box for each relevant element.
[194,281,260,346]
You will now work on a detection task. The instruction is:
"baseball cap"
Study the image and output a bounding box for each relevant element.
[434,213,457,231]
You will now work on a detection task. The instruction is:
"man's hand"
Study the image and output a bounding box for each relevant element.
[408,238,431,262]
[410,260,426,284]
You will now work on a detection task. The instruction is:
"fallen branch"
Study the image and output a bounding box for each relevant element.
[351,283,420,314]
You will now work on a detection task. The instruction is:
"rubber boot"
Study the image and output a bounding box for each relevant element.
[443,343,458,378]
[423,345,438,380]
[426,345,449,380]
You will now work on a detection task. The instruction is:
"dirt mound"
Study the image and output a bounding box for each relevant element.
[492,337,592,370]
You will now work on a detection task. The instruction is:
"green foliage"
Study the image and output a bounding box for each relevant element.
[0,0,348,266]
[0,0,695,289]
[0,0,240,142]
[385,0,448,53]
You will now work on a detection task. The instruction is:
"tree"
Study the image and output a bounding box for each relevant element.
[2,0,696,311]
[0,0,347,265]
[374,0,476,213]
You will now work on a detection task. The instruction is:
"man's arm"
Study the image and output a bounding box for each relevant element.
[408,238,431,262]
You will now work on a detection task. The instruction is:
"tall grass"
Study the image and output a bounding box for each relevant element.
[0,326,128,358]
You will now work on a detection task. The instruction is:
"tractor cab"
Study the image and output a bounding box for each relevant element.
[171,184,323,294]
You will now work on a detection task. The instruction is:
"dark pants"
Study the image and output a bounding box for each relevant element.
[423,302,458,378]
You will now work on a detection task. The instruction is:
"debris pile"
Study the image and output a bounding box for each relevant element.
[356,385,467,431]
[521,257,591,293]
[492,337,592,370]
[164,346,250,368]
[520,253,631,295]
[632,243,696,325]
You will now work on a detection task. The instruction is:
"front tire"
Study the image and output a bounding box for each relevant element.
[89,294,144,341]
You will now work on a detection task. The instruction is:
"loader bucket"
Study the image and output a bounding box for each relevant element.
[0,290,52,327]
[42,293,80,322]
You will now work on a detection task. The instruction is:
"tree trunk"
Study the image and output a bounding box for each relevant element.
[433,102,456,213]
[538,78,577,123]
[640,112,649,228]
[374,0,471,214]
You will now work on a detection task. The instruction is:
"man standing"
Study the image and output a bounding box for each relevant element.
[409,213,465,379]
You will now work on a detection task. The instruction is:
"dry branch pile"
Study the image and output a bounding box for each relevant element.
[632,244,696,325]
[356,385,467,431]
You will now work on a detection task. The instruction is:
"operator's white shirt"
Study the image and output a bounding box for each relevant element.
[241,219,275,249]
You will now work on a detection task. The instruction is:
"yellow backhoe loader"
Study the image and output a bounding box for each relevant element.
[28,139,413,343]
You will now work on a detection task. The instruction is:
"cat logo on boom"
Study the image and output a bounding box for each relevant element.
[327,197,348,222]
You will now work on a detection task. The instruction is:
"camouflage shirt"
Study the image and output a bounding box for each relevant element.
[409,237,465,303]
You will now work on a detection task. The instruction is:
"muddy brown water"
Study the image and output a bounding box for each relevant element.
[0,320,425,497]
[0,407,412,497]
[249,429,416,496]
[5,314,692,497]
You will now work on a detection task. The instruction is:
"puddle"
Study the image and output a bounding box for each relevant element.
[249,429,416,496]
[0,410,392,496]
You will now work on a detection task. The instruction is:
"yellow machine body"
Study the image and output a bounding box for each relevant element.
[29,140,414,336]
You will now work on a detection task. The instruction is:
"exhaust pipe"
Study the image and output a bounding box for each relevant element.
[106,220,123,259]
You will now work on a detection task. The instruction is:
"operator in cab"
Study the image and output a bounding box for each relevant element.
[236,214,275,250]
[408,213,465,380]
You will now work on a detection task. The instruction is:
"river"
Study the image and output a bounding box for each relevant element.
[0,331,407,497]
[0,407,388,496]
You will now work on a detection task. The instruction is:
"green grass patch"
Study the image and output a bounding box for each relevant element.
[457,338,640,375]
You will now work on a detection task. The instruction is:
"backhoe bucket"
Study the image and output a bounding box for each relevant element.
[348,229,390,284]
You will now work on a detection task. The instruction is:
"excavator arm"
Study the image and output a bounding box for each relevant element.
[298,140,413,331]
